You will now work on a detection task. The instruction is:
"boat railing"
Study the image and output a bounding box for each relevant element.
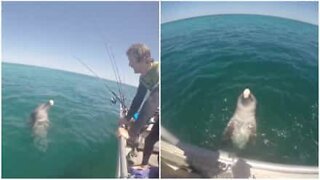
[161,126,318,178]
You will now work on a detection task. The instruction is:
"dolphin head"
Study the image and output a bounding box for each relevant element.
[42,99,54,111]
[38,99,54,113]
[239,88,256,108]
[30,99,54,124]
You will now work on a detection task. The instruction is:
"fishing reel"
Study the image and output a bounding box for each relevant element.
[110,92,126,108]
[111,97,117,104]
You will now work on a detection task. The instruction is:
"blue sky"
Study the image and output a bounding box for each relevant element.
[2,2,159,86]
[162,2,318,25]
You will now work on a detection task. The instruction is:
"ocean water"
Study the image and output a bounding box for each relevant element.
[2,63,136,178]
[161,15,318,166]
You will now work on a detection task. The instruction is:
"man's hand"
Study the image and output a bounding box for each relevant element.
[118,117,130,127]
[117,127,129,139]
[119,117,135,128]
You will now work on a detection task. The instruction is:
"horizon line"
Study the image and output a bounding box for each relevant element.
[2,61,138,88]
[162,13,318,26]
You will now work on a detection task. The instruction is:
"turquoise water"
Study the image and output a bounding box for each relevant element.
[162,15,318,166]
[2,63,136,178]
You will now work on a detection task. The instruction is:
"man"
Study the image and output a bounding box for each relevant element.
[118,43,159,168]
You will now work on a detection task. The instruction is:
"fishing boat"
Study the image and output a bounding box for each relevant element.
[161,127,318,178]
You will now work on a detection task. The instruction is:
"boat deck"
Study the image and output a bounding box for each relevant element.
[125,142,159,167]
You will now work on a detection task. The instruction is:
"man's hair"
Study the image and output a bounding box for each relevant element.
[126,43,153,63]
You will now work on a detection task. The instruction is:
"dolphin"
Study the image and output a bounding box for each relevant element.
[223,89,257,149]
[30,99,54,152]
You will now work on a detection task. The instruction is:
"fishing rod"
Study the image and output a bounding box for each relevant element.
[104,43,125,107]
[105,44,122,92]
[73,56,126,109]
[91,26,126,107]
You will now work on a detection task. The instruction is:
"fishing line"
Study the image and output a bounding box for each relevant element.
[73,56,126,108]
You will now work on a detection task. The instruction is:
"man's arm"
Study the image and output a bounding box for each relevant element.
[125,82,147,121]
[129,86,159,138]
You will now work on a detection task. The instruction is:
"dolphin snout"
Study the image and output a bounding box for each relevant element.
[49,99,54,106]
[243,88,251,99]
